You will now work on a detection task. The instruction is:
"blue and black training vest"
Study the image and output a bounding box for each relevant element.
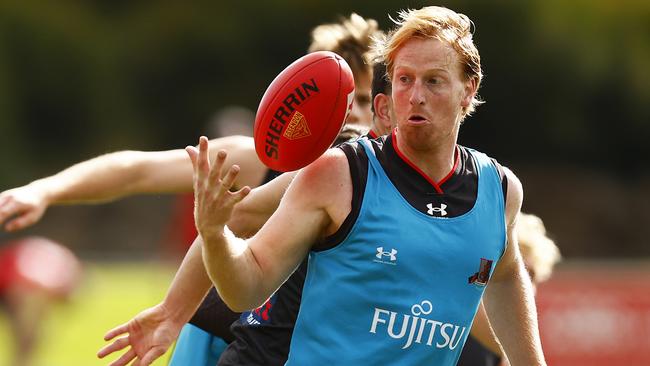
[287,139,506,365]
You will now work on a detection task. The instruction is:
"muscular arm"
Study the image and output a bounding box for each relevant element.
[154,202,284,321]
[193,141,351,311]
[154,170,299,315]
[483,167,546,365]
[0,135,265,231]
[28,149,193,204]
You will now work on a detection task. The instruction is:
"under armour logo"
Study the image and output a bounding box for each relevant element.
[376,247,397,261]
[426,203,448,216]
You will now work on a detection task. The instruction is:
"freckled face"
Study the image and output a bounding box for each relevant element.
[391,37,475,150]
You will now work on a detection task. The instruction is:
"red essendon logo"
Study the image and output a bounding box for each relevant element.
[241,294,277,325]
[468,258,493,286]
[283,111,311,140]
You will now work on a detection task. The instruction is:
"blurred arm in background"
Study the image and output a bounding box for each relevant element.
[0,135,266,232]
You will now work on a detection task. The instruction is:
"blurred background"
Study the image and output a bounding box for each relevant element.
[0,0,647,365]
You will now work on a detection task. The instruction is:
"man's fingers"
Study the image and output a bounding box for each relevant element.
[230,186,251,205]
[186,146,200,193]
[185,146,199,166]
[103,323,129,341]
[218,164,240,194]
[4,210,38,232]
[197,136,211,177]
[97,336,130,358]
[199,135,209,148]
[139,346,167,366]
[107,348,136,366]
[0,200,17,225]
[209,150,228,187]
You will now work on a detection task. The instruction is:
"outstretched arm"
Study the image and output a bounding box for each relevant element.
[188,136,350,311]
[0,135,264,232]
[483,168,546,366]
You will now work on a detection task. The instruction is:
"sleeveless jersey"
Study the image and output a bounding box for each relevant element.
[287,138,506,365]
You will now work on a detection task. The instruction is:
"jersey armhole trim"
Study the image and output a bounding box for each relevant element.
[488,157,509,261]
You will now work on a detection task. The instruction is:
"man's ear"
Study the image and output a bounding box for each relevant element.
[374,93,393,132]
[461,77,478,109]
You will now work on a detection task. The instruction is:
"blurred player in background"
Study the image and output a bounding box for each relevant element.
[308,13,376,127]
[164,105,256,257]
[0,236,82,366]
[205,106,256,138]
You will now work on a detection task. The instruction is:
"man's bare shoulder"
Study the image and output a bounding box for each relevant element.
[287,148,350,203]
[281,148,351,233]
[298,148,349,182]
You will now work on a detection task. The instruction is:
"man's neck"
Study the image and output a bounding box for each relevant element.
[370,120,390,137]
[393,129,458,184]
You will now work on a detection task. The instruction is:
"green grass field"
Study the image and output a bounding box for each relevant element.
[0,261,178,366]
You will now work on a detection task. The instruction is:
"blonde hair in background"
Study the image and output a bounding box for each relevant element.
[371,6,484,117]
[517,213,562,283]
[308,13,382,80]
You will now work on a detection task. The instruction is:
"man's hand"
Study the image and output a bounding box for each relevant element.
[185,136,250,241]
[97,303,182,366]
[0,184,49,232]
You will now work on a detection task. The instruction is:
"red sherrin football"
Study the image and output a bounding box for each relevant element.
[254,51,355,172]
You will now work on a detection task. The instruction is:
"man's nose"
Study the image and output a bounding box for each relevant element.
[409,82,425,106]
